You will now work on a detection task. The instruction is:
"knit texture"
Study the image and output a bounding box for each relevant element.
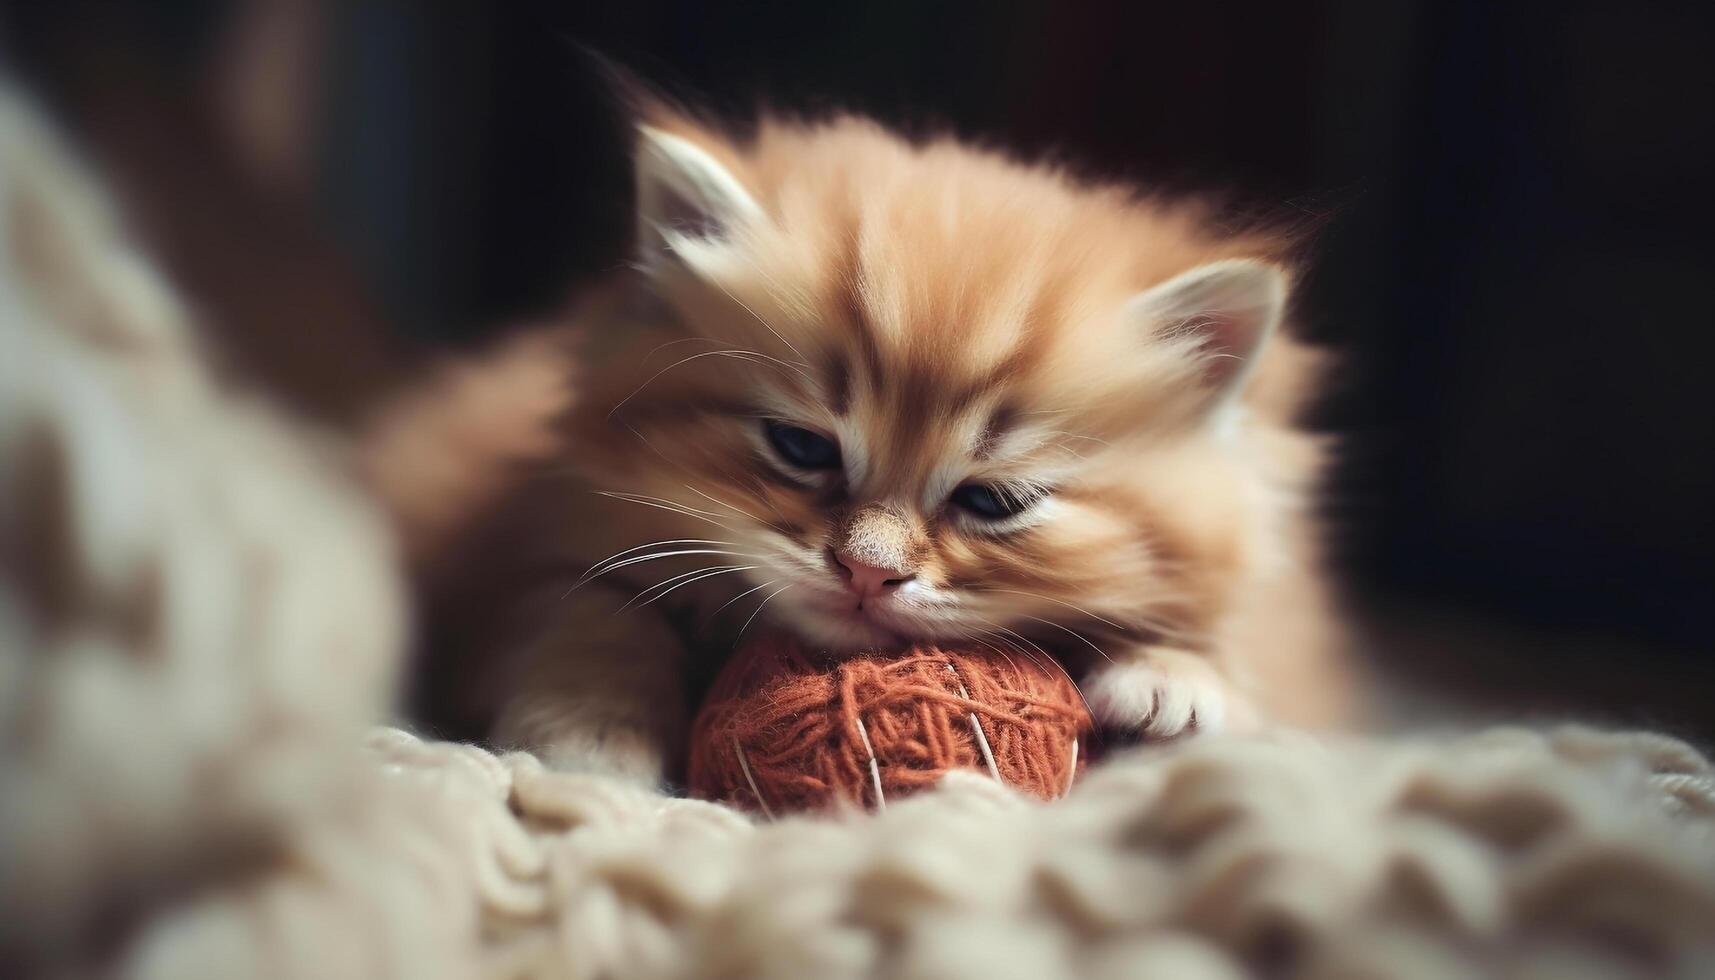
[689,635,1092,812]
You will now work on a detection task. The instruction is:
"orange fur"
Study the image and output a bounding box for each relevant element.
[362,329,578,560]
[395,110,1354,776]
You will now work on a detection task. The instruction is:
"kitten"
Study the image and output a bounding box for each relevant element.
[380,106,1354,782]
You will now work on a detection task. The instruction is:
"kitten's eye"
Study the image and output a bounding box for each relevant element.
[950,483,1029,521]
[764,421,841,470]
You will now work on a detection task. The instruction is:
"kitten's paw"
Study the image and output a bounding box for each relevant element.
[1083,649,1255,740]
[494,702,674,787]
[535,727,670,787]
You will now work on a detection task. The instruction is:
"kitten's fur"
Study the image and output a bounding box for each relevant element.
[379,106,1353,781]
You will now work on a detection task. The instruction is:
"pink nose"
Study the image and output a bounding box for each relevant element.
[833,550,914,600]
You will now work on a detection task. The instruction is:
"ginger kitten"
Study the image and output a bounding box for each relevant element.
[385,107,1352,782]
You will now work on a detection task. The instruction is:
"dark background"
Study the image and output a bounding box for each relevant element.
[5,1,1711,737]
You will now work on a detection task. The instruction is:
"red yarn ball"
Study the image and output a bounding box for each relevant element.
[687,630,1093,814]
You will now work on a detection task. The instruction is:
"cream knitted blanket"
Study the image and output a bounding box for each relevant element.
[4,83,1713,980]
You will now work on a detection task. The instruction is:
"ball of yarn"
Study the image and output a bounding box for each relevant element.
[688,631,1093,814]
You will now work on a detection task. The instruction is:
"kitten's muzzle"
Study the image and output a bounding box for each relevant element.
[830,547,916,602]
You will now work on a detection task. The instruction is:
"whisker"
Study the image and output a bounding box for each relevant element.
[993,623,1062,671]
[596,491,739,533]
[640,336,723,367]
[609,349,806,419]
[618,563,737,611]
[703,577,781,627]
[594,548,759,578]
[1019,615,1115,665]
[972,622,1099,730]
[742,476,795,524]
[682,479,806,541]
[973,588,1126,631]
[621,425,773,512]
[964,628,1023,675]
[564,548,760,598]
[707,278,810,366]
[598,489,728,521]
[735,583,794,647]
[622,423,681,471]
[681,484,765,523]
[574,537,737,587]
[972,620,1051,674]
[622,564,757,612]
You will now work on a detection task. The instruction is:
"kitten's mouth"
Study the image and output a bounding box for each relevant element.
[782,592,913,652]
[836,605,906,641]
[825,605,908,648]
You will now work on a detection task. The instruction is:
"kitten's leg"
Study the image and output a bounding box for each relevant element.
[487,586,687,784]
[1083,646,1261,739]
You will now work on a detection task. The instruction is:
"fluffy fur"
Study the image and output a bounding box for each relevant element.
[384,108,1354,781]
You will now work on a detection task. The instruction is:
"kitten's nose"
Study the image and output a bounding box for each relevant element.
[833,549,914,600]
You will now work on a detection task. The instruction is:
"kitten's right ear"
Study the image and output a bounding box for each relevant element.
[1126,258,1287,406]
[634,125,761,268]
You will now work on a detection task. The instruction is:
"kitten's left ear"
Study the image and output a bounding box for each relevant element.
[1127,258,1288,403]
[634,125,761,266]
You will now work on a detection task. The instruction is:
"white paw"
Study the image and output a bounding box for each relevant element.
[535,728,669,786]
[1083,651,1251,739]
[493,702,672,787]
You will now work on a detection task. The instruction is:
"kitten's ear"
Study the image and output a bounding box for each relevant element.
[1127,258,1287,403]
[634,125,761,266]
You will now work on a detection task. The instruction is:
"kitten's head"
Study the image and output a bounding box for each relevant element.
[576,113,1320,657]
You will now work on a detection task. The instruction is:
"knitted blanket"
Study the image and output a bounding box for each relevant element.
[350,726,1715,980]
[4,83,1714,980]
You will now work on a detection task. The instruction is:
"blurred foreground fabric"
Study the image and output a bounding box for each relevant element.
[4,81,1715,980]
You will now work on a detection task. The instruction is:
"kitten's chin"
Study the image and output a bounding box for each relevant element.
[770,599,912,654]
